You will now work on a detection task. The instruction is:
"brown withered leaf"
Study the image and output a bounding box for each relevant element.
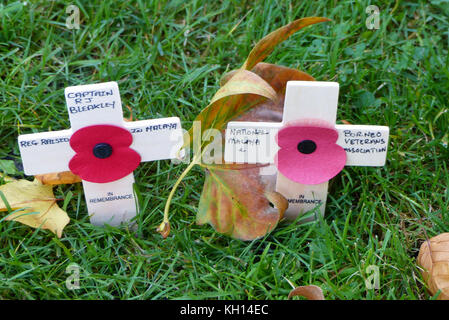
[35,171,82,185]
[251,62,315,93]
[242,17,330,70]
[196,63,314,239]
[417,233,449,299]
[197,167,287,240]
[156,221,171,239]
[288,285,325,300]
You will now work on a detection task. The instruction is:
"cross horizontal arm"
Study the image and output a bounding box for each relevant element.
[224,121,281,164]
[224,122,389,166]
[127,117,184,162]
[18,129,74,175]
[19,119,184,176]
[336,124,389,166]
[224,81,390,222]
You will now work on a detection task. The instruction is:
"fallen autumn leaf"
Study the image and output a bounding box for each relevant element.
[0,176,70,238]
[417,233,449,300]
[288,285,325,300]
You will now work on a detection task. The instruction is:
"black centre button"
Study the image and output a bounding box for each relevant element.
[297,140,317,154]
[93,143,113,159]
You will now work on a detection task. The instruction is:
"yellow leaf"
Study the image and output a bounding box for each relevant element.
[0,178,70,238]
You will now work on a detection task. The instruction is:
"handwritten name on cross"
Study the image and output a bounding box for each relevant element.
[224,81,389,221]
[18,81,183,226]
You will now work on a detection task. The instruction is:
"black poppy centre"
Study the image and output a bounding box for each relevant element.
[297,140,317,154]
[93,143,113,159]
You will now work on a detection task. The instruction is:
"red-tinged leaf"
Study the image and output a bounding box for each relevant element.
[250,62,315,93]
[229,63,315,123]
[242,17,330,70]
[195,63,316,239]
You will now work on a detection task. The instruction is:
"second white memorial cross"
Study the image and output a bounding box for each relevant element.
[18,81,183,226]
[224,81,389,221]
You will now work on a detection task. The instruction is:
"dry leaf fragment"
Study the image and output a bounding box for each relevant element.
[35,171,82,185]
[242,17,330,70]
[0,177,70,237]
[288,285,325,300]
[417,233,449,299]
[157,221,171,239]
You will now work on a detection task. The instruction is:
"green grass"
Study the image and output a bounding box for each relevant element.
[0,0,448,299]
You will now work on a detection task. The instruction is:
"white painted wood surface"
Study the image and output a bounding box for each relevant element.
[224,81,389,221]
[18,81,183,226]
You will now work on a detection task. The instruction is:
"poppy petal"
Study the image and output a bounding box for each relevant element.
[275,124,346,185]
[276,126,338,148]
[69,125,141,183]
[70,125,133,153]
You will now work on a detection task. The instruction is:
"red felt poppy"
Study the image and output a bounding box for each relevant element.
[275,121,347,185]
[69,125,141,183]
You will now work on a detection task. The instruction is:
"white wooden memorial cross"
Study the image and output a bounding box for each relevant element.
[18,81,183,226]
[224,81,389,221]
